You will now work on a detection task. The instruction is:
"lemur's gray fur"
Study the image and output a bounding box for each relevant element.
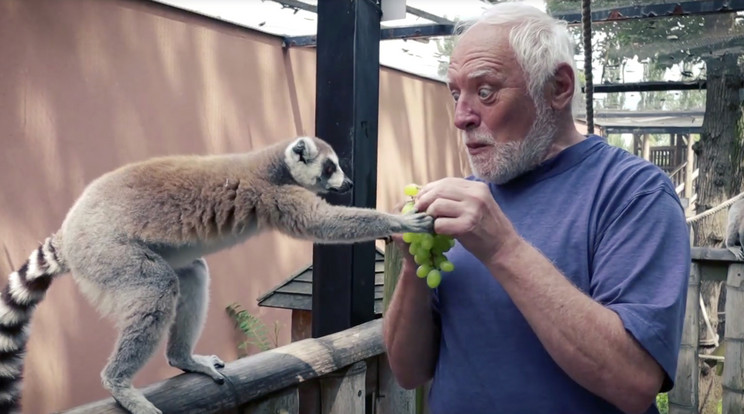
[726,198,744,261]
[0,136,433,414]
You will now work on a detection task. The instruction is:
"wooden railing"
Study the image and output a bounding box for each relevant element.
[668,162,698,213]
[59,247,743,414]
[670,248,744,414]
[60,318,416,414]
[651,146,680,172]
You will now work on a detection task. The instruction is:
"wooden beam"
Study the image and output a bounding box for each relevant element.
[691,247,744,263]
[60,319,385,414]
[311,0,381,338]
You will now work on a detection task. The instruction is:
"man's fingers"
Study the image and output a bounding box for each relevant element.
[432,217,461,236]
[425,198,462,219]
[415,182,469,212]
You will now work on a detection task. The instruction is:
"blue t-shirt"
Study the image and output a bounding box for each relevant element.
[428,135,690,414]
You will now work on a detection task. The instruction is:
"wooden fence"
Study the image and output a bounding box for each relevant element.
[59,317,416,414]
[670,247,744,414]
[59,247,744,414]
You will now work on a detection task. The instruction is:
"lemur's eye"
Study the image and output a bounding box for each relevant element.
[325,165,335,176]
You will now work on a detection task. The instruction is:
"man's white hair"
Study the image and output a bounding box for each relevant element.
[455,2,580,114]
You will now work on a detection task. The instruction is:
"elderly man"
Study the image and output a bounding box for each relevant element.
[383,3,690,414]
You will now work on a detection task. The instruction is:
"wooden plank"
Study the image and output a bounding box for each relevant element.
[298,380,320,414]
[670,262,700,414]
[692,247,744,263]
[292,310,313,342]
[278,281,313,296]
[260,293,312,311]
[60,319,385,414]
[699,262,730,283]
[723,263,744,414]
[241,386,299,414]
[320,361,367,414]
[296,272,313,283]
[376,354,416,414]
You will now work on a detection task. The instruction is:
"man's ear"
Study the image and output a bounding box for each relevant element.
[549,62,576,111]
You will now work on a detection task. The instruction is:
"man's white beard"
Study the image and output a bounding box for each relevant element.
[465,101,558,185]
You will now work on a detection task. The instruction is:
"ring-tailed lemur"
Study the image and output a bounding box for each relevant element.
[726,198,744,260]
[0,136,433,414]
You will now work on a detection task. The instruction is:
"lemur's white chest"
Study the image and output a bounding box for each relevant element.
[158,222,261,270]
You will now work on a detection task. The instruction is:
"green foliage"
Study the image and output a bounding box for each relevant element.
[656,393,669,414]
[225,303,279,353]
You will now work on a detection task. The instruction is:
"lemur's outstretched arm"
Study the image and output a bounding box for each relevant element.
[263,187,433,243]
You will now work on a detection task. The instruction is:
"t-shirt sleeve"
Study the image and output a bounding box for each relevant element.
[590,186,691,392]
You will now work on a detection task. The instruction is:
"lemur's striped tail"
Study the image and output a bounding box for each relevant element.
[0,235,67,413]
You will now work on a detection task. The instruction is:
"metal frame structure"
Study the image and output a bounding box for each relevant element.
[263,0,741,337]
[552,0,744,24]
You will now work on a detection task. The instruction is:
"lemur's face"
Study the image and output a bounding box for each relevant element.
[285,137,353,194]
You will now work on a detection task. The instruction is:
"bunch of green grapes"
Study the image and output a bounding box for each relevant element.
[400,183,456,289]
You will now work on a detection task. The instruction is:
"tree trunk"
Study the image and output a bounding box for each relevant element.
[692,51,744,414]
[693,53,744,352]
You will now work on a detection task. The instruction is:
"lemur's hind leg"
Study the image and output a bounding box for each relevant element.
[94,249,180,414]
[166,258,225,383]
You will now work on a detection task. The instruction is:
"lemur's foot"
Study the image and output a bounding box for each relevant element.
[397,212,435,234]
[736,249,744,261]
[168,354,225,383]
[727,246,744,261]
[105,383,162,414]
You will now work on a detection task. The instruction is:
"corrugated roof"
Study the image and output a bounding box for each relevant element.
[257,248,387,315]
[577,110,705,134]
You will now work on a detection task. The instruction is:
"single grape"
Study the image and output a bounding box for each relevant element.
[416,264,432,278]
[420,233,435,250]
[414,253,431,266]
[401,201,415,214]
[409,243,419,256]
[402,232,415,243]
[404,183,420,197]
[427,269,442,288]
[439,260,455,272]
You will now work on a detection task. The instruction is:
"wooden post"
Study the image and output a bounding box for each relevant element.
[320,361,367,414]
[722,263,744,414]
[642,134,651,161]
[312,0,382,338]
[242,387,299,414]
[685,134,694,210]
[670,262,700,414]
[378,242,417,414]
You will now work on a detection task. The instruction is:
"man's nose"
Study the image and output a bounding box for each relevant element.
[454,98,480,130]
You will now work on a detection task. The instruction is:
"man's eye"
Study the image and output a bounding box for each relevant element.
[451,91,460,102]
[478,88,492,99]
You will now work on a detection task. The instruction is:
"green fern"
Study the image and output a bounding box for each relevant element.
[225,303,277,352]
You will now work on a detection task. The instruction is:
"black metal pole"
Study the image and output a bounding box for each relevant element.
[312,0,381,338]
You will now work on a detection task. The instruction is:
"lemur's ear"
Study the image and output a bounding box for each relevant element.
[292,139,307,163]
[292,137,317,163]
